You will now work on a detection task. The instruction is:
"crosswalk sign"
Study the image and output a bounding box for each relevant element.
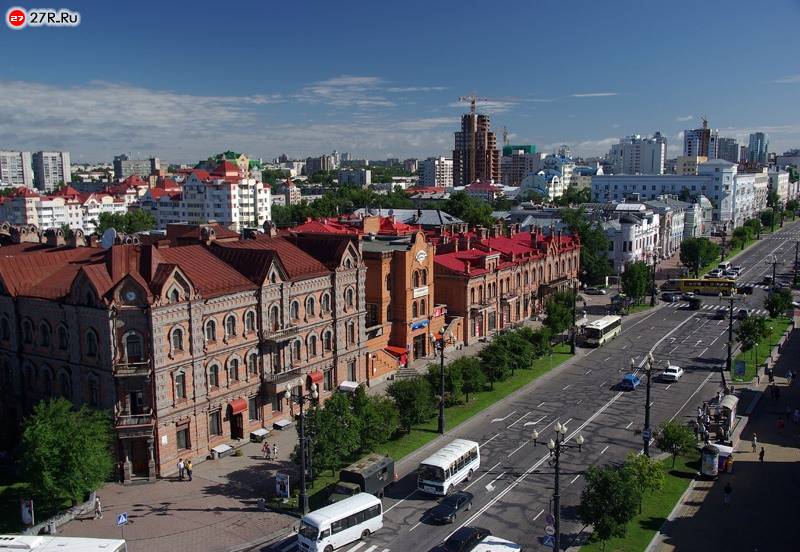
[543,534,555,548]
[116,512,128,526]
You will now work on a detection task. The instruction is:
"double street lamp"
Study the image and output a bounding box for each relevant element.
[650,252,658,307]
[718,291,744,391]
[286,381,319,515]
[435,327,447,434]
[531,423,585,552]
[636,353,655,457]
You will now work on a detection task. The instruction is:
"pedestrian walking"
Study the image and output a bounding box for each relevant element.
[751,433,758,452]
[759,447,765,462]
[696,406,703,419]
[261,441,270,459]
[185,460,193,481]
[177,458,185,481]
[777,417,785,434]
[93,496,103,520]
[723,482,733,506]
[272,443,278,460]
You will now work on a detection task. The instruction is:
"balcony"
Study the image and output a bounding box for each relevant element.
[365,324,384,340]
[113,359,151,377]
[261,324,299,343]
[264,366,302,384]
[115,409,154,428]
[501,292,519,303]
[470,298,493,311]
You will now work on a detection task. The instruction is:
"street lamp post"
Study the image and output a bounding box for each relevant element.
[650,252,658,307]
[286,381,319,515]
[531,423,585,552]
[436,328,446,434]
[642,353,654,457]
[720,223,727,262]
[794,241,799,287]
[571,279,578,354]
[718,292,736,390]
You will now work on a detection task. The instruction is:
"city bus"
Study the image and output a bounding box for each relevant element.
[678,278,736,295]
[583,315,622,347]
[0,535,126,552]
[417,439,480,496]
[297,493,383,552]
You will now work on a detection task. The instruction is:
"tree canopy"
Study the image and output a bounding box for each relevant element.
[764,288,792,318]
[95,210,156,236]
[442,191,496,228]
[622,453,665,513]
[621,261,651,303]
[560,208,611,285]
[736,315,770,351]
[387,377,435,433]
[679,237,720,277]
[654,420,696,467]
[578,464,640,548]
[544,290,574,336]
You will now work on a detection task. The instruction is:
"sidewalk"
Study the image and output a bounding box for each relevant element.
[59,439,298,552]
[649,328,800,552]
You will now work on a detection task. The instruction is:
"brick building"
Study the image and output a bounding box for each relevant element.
[0,222,366,481]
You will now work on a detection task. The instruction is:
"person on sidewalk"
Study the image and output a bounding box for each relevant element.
[93,496,103,520]
[185,459,193,481]
[723,482,733,506]
[759,447,765,462]
[261,441,270,459]
[272,442,278,461]
[177,458,185,481]
[751,433,758,453]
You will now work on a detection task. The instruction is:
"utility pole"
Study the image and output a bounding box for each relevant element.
[437,328,446,434]
[720,224,727,262]
[794,241,798,286]
[571,280,577,354]
[642,353,654,457]
[650,252,658,307]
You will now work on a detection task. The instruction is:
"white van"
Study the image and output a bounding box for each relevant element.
[297,493,382,552]
[717,261,731,272]
[473,535,523,551]
[417,438,480,496]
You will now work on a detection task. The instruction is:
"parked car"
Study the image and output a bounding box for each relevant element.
[661,365,684,382]
[620,373,641,391]
[427,491,474,524]
[444,526,492,552]
[708,269,724,278]
[736,308,750,320]
[737,285,754,295]
[762,276,774,285]
[732,265,743,274]
[680,292,696,300]
[584,287,607,295]
[723,271,738,279]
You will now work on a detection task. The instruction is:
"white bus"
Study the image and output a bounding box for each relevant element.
[0,535,126,552]
[583,315,622,347]
[417,438,480,496]
[297,493,382,552]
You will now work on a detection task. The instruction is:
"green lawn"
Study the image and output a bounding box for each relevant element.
[733,316,792,382]
[306,344,573,508]
[580,454,698,552]
[626,303,654,315]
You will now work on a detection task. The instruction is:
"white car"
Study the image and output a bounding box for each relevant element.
[661,365,684,382]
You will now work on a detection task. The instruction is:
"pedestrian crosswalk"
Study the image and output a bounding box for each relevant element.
[664,302,769,316]
[278,540,391,552]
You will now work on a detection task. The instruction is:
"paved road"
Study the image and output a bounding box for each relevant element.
[265,221,800,552]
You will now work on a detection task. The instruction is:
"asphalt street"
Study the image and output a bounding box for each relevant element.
[266,220,800,552]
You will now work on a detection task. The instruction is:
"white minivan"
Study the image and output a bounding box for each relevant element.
[297,493,382,552]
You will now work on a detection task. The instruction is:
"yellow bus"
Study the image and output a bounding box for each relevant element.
[678,278,736,295]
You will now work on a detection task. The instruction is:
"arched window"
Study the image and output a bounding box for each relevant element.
[208,363,219,388]
[0,317,10,341]
[347,322,355,344]
[225,315,236,338]
[517,274,521,288]
[290,301,300,320]
[412,302,418,318]
[420,298,426,315]
[323,331,333,351]
[524,272,529,285]
[471,288,476,304]
[270,272,277,284]
[291,340,301,362]
[421,269,428,285]
[270,305,280,330]
[228,357,239,381]
[247,352,258,375]
[346,288,354,308]
[22,319,33,344]
[321,293,331,313]
[308,334,318,357]
[385,274,391,290]
[413,271,420,287]
[169,288,180,303]
[59,371,71,399]
[345,258,353,269]
[39,322,51,348]
[387,302,392,321]
[86,329,98,358]
[171,327,184,352]
[57,325,68,350]
[245,310,256,333]
[306,296,316,317]
[205,319,217,341]
[125,332,144,362]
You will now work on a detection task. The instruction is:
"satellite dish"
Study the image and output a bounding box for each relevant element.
[100,227,117,249]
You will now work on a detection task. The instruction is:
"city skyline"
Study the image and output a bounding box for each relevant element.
[2,0,800,163]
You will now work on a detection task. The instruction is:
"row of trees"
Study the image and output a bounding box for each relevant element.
[560,208,612,286]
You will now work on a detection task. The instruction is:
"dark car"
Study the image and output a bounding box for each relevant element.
[736,308,750,320]
[737,285,754,295]
[427,491,474,524]
[661,292,681,302]
[443,526,491,552]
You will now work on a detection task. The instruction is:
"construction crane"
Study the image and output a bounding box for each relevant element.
[502,126,509,147]
[457,94,490,115]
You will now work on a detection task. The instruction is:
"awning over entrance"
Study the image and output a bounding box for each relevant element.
[308,370,324,385]
[229,398,247,415]
[384,345,408,366]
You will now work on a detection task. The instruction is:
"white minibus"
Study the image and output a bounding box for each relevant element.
[417,438,480,496]
[297,493,382,552]
[0,535,127,552]
[583,315,622,347]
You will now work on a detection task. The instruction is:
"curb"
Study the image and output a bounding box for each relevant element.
[231,525,296,552]
[644,476,698,552]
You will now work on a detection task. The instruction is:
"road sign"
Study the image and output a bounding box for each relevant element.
[734,359,746,378]
[116,512,128,526]
[545,513,555,525]
[545,525,555,536]
[543,534,555,548]
[642,428,652,441]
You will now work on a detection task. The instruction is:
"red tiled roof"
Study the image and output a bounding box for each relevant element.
[435,250,491,276]
[212,235,330,281]
[157,245,257,297]
[378,217,418,235]
[191,169,210,180]
[0,246,103,299]
[292,218,357,235]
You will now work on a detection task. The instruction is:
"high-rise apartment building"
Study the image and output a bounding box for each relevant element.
[607,133,667,174]
[114,154,160,180]
[338,168,372,187]
[717,138,740,164]
[453,112,500,186]
[32,151,71,191]
[683,120,718,159]
[0,150,33,187]
[419,157,454,188]
[500,146,538,186]
[748,132,769,166]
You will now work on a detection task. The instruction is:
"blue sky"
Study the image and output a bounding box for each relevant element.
[2,0,800,163]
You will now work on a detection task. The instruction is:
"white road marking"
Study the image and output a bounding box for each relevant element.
[508,441,528,457]
[576,399,583,405]
[695,340,702,346]
[485,470,506,492]
[537,401,546,408]
[637,335,643,339]
[665,384,672,391]
[533,508,545,521]
[650,401,655,407]
[562,384,572,391]
[362,546,377,552]
[481,434,501,447]
[384,489,417,512]
[600,445,610,455]
[622,345,628,349]
[491,410,518,423]
[604,356,612,361]
[409,521,422,532]
[585,369,593,375]
[508,411,531,428]
[464,461,501,490]
[600,380,607,387]
[699,347,708,356]
[626,421,634,429]
[709,335,721,347]
[345,543,365,552]
[524,415,547,427]
[569,475,581,485]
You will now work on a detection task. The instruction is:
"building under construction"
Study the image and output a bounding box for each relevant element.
[452,108,500,187]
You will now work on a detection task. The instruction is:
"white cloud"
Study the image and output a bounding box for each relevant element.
[385,86,447,93]
[296,75,394,107]
[570,92,619,98]
[771,74,800,84]
[676,115,694,122]
[447,99,518,113]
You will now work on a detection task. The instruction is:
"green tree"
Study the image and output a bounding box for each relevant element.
[387,377,435,433]
[764,288,792,318]
[760,209,777,230]
[622,452,665,513]
[95,210,156,236]
[578,465,640,550]
[767,190,781,210]
[479,338,512,389]
[21,399,114,505]
[786,199,799,214]
[731,226,751,250]
[560,208,611,285]
[503,330,536,374]
[261,168,290,185]
[59,223,74,240]
[654,420,696,468]
[737,315,769,351]
[426,360,464,406]
[744,218,763,237]
[443,191,496,227]
[351,387,399,452]
[543,290,574,336]
[680,237,720,277]
[621,261,651,304]
[527,327,553,358]
[458,357,486,402]
[554,185,591,206]
[678,187,693,202]
[300,393,361,476]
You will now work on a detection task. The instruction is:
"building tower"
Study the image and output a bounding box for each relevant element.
[452,98,500,186]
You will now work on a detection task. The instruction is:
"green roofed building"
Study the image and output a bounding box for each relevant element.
[502,144,536,157]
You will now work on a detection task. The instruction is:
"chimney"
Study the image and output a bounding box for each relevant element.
[463,259,471,274]
[263,220,277,237]
[68,228,86,248]
[44,228,65,247]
